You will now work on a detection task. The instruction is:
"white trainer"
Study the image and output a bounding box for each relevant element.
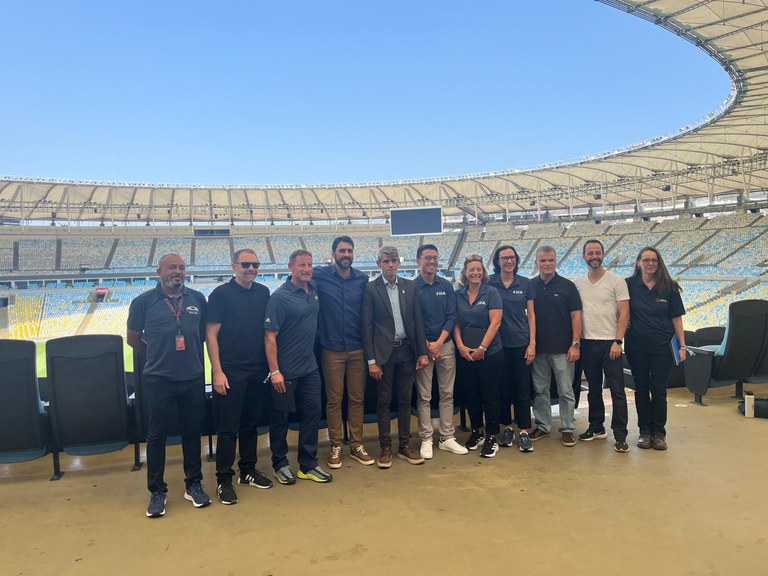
[420,440,434,460]
[438,437,469,455]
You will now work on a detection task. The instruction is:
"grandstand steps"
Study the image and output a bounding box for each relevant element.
[447,229,467,270]
[265,238,276,265]
[104,239,118,269]
[716,225,768,266]
[147,239,157,267]
[12,241,19,270]
[76,300,99,335]
[0,308,8,338]
[669,230,718,267]
[190,239,197,266]
[55,239,62,270]
[228,237,235,260]
[558,239,579,267]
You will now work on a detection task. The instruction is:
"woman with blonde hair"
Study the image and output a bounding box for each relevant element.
[453,255,504,458]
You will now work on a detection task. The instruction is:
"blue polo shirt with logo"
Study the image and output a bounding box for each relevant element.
[127,284,207,380]
[415,274,456,342]
[488,273,536,349]
[455,282,503,356]
[264,278,320,379]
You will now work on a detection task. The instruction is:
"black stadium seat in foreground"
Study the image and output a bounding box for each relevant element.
[0,339,49,465]
[45,334,137,480]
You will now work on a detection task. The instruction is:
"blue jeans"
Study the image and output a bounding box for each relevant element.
[144,374,205,493]
[532,353,575,433]
[270,370,321,473]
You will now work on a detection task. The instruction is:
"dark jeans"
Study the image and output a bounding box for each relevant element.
[270,370,321,474]
[457,350,503,436]
[580,340,628,441]
[500,346,533,429]
[144,374,205,493]
[377,344,416,449]
[214,365,270,483]
[626,348,673,437]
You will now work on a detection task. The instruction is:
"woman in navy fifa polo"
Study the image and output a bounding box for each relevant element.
[625,247,686,451]
[453,254,504,458]
[488,245,537,452]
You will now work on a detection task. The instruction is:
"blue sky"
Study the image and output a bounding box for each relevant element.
[0,1,730,185]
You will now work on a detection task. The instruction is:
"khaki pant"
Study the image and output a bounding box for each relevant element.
[415,341,457,442]
[322,348,366,449]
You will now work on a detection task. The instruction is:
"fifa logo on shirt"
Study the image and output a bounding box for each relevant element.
[512,290,525,295]
[435,291,446,296]
[476,300,486,307]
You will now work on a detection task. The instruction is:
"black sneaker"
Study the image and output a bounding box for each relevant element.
[146,491,166,518]
[217,482,238,505]
[614,440,630,453]
[480,436,499,458]
[499,427,515,447]
[238,469,274,489]
[578,428,608,442]
[465,429,485,451]
[184,483,212,508]
[518,432,534,453]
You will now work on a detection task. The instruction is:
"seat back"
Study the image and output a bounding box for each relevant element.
[0,339,47,462]
[46,335,130,454]
[714,300,768,382]
[693,326,726,348]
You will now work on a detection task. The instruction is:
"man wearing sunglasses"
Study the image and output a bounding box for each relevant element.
[207,249,273,505]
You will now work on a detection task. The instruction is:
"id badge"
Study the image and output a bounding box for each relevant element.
[175,334,186,351]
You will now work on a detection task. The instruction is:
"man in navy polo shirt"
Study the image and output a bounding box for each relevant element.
[313,236,375,469]
[414,244,467,459]
[265,249,332,485]
[207,248,273,505]
[127,253,211,518]
[530,246,582,447]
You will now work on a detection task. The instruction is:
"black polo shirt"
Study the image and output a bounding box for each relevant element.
[313,263,368,352]
[455,283,503,356]
[415,274,456,342]
[264,278,320,379]
[531,273,582,354]
[207,277,270,371]
[127,284,207,380]
[625,275,686,354]
[488,273,536,349]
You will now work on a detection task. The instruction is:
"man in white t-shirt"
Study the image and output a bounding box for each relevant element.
[573,239,631,453]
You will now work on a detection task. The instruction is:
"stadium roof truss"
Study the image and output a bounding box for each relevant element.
[2,0,768,226]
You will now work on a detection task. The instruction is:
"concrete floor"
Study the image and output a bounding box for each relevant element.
[2,385,768,576]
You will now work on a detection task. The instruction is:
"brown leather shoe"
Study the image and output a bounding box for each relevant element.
[529,428,550,441]
[377,447,393,469]
[637,433,652,449]
[327,445,343,469]
[397,445,425,465]
[651,435,667,451]
[350,445,375,466]
[561,432,576,447]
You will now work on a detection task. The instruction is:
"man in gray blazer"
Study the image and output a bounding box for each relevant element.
[363,246,429,469]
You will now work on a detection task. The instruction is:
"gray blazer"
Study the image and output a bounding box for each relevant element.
[362,275,428,366]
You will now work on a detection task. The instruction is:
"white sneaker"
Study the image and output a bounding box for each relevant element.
[438,437,469,455]
[420,440,434,460]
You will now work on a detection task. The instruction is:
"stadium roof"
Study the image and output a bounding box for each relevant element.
[2,0,768,226]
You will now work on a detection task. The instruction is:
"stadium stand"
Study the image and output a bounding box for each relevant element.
[152,238,192,266]
[18,239,56,271]
[37,291,91,340]
[232,235,271,263]
[268,235,303,264]
[192,237,231,268]
[0,239,14,271]
[59,238,113,270]
[110,238,152,269]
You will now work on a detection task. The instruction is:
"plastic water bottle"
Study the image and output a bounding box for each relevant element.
[744,391,755,418]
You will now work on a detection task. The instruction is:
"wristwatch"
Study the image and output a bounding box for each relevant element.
[614,339,623,345]
[571,341,580,349]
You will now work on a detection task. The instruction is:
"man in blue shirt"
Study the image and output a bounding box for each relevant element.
[414,244,468,458]
[127,253,211,518]
[265,249,333,484]
[313,236,374,469]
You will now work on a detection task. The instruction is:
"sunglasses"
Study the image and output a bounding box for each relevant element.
[237,261,260,269]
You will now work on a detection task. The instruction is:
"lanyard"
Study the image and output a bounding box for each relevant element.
[164,295,184,333]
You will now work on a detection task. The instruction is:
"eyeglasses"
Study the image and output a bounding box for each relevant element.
[499,256,516,262]
[640,258,659,264]
[237,261,260,269]
[420,256,438,262]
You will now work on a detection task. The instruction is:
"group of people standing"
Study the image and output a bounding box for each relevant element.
[127,235,686,519]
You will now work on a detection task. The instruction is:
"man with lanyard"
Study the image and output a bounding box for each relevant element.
[313,235,375,470]
[530,246,582,447]
[127,253,210,518]
[414,244,467,458]
[573,239,630,453]
[265,249,333,484]
[207,248,273,506]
